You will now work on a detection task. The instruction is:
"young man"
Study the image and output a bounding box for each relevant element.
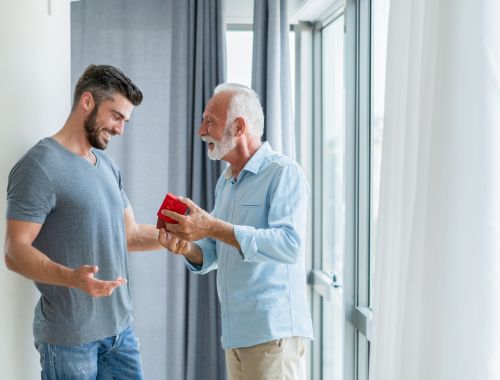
[4,65,162,379]
[158,83,313,380]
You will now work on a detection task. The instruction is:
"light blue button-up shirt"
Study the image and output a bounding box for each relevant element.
[186,142,314,349]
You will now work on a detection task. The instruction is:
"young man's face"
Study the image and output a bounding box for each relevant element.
[84,93,133,150]
[199,93,236,161]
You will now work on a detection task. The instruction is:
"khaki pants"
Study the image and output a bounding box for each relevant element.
[225,337,306,380]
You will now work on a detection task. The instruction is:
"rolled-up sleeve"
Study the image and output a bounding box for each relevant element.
[184,238,218,274]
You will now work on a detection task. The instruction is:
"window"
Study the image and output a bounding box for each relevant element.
[321,17,346,277]
[306,0,390,379]
[320,14,346,380]
[226,28,253,87]
[370,0,390,308]
[226,26,296,103]
[307,5,350,380]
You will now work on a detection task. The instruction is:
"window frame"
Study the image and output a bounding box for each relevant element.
[304,0,375,379]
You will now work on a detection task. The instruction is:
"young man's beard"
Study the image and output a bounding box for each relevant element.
[84,106,108,150]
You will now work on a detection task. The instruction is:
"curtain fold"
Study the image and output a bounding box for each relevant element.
[370,0,500,379]
[252,0,294,157]
[71,1,226,379]
[169,1,226,379]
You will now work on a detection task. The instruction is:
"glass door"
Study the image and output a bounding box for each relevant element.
[311,10,346,380]
[321,14,346,380]
[308,0,386,378]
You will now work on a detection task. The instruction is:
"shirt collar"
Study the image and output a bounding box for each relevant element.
[223,142,272,180]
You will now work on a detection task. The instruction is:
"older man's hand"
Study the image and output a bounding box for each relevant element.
[160,196,214,241]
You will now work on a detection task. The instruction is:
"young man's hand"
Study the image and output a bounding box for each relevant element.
[72,265,127,297]
[157,229,192,255]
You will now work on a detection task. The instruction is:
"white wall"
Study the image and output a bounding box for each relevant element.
[225,0,254,23]
[0,0,70,378]
[224,0,306,24]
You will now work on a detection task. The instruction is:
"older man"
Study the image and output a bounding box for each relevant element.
[159,83,313,380]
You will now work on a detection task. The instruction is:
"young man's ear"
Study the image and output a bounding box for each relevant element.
[80,92,95,112]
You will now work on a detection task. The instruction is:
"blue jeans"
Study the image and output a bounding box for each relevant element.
[35,325,144,380]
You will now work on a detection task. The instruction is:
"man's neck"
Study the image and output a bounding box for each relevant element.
[52,116,95,163]
[227,140,263,179]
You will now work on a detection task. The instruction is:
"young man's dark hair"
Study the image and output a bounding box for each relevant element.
[72,64,143,110]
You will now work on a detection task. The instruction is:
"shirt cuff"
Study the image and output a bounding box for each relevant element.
[233,225,258,262]
[184,257,203,272]
[184,241,210,273]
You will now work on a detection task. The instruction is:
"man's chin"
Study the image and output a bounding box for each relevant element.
[207,152,220,160]
[88,138,108,150]
[206,146,217,160]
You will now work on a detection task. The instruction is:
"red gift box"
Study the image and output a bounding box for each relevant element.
[156,193,188,229]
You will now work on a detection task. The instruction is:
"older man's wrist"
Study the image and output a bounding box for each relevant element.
[184,243,203,265]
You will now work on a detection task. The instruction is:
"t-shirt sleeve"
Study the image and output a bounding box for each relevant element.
[104,153,130,210]
[116,169,130,209]
[6,157,56,224]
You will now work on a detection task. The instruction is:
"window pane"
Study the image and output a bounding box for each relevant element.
[321,15,345,380]
[321,17,345,277]
[226,29,296,109]
[370,0,390,307]
[322,294,344,379]
[289,30,296,112]
[226,30,253,87]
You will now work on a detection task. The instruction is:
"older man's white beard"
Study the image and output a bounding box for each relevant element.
[203,132,236,160]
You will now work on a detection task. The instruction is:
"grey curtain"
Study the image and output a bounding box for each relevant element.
[252,0,294,157]
[71,1,226,379]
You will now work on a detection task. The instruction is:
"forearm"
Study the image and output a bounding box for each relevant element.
[184,243,204,265]
[5,219,126,297]
[5,242,73,287]
[127,224,163,252]
[209,218,241,250]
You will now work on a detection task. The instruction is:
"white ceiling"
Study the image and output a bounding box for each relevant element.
[225,0,255,24]
[225,0,337,24]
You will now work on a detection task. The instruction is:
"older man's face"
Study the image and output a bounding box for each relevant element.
[199,93,236,161]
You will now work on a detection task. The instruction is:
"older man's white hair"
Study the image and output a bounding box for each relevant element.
[213,83,265,139]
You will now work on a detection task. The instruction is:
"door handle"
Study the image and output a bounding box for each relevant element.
[309,270,343,301]
[332,274,342,288]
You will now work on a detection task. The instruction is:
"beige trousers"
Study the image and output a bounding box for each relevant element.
[225,337,306,380]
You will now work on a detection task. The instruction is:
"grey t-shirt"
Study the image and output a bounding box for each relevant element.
[6,137,133,344]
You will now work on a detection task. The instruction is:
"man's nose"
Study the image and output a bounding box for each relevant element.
[114,121,125,136]
[198,122,206,137]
